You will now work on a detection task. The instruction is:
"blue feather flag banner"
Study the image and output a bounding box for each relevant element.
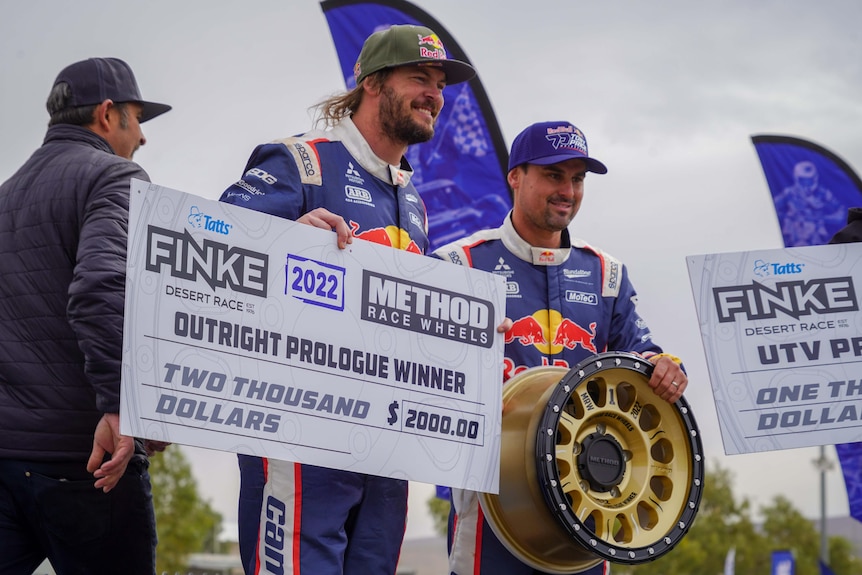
[771,549,795,575]
[752,134,862,248]
[320,0,512,251]
[753,134,862,525]
[819,560,837,575]
[835,442,862,523]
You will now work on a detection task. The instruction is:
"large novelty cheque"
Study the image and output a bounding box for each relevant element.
[121,179,506,492]
[688,243,862,456]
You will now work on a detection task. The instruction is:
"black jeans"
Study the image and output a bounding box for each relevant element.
[0,457,156,575]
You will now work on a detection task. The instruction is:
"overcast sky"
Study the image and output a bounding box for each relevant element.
[3,0,862,541]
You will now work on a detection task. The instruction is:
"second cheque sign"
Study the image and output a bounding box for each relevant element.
[688,243,862,456]
[120,180,506,493]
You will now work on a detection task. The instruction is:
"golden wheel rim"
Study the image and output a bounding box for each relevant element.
[479,352,704,572]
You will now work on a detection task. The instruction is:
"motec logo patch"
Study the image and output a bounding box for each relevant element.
[713,277,857,323]
[362,271,494,348]
[146,226,269,297]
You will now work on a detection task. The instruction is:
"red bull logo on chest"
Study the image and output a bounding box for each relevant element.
[504,310,598,355]
[553,319,597,353]
[506,316,546,346]
[350,220,422,254]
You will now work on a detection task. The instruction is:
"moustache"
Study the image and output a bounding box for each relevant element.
[413,99,440,119]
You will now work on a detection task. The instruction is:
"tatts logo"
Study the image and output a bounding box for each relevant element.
[146,226,268,297]
[187,206,232,236]
[361,271,494,348]
[713,277,857,323]
[753,258,805,277]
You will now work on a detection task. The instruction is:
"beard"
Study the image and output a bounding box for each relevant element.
[542,196,579,231]
[378,84,437,145]
[519,193,578,236]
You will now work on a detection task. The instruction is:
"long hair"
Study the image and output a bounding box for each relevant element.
[313,68,393,128]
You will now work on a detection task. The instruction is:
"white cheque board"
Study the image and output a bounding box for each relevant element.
[687,243,862,455]
[121,179,506,492]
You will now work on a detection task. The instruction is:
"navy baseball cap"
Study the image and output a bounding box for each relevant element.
[53,57,171,122]
[508,121,607,174]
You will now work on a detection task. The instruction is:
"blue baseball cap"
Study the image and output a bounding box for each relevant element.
[53,57,171,123]
[508,121,607,174]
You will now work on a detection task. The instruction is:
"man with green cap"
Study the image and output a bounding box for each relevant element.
[220,24,475,575]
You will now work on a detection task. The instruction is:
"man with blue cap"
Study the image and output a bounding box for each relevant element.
[435,120,689,575]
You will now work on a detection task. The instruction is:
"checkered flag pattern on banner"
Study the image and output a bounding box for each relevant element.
[452,87,489,157]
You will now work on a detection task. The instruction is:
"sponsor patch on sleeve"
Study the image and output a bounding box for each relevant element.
[276,137,322,186]
[601,253,622,298]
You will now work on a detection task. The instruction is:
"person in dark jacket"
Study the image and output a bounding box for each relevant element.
[0,57,170,575]
[829,207,862,244]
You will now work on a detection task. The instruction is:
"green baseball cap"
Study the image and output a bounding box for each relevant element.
[353,24,476,86]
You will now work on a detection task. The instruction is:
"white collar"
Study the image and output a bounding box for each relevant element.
[325,117,414,187]
[499,212,572,266]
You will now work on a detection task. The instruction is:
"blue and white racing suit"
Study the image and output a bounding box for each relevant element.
[435,213,664,575]
[220,117,429,575]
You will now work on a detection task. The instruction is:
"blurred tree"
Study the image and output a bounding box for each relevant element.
[624,462,767,575]
[828,536,861,575]
[150,446,223,574]
[428,491,450,537]
[429,461,862,575]
[611,463,862,575]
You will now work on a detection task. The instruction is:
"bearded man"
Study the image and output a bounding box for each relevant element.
[220,24,475,575]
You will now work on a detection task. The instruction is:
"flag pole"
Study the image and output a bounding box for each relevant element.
[821,445,827,564]
[814,445,833,564]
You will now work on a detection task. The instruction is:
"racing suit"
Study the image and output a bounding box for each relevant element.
[220,117,428,575]
[435,213,663,575]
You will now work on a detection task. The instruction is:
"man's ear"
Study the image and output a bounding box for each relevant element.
[507,168,520,191]
[93,99,114,131]
[362,75,381,97]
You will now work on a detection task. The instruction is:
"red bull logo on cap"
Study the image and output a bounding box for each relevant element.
[417,33,447,60]
[418,33,445,50]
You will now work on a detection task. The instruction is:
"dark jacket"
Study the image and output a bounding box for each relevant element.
[829,207,862,244]
[0,124,148,462]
